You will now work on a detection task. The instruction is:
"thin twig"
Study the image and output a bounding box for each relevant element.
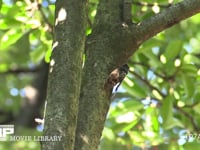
[174,105,200,131]
[131,61,176,80]
[183,102,199,108]
[147,97,199,131]
[0,67,40,75]
[129,70,166,98]
[37,3,53,33]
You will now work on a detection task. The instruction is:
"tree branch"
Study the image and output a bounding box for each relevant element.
[133,0,200,45]
[174,105,200,131]
[133,1,172,8]
[129,70,166,98]
[131,61,176,80]
[146,97,199,132]
[0,67,40,75]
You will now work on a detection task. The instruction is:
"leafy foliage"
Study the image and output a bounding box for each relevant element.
[0,0,200,149]
[0,0,53,149]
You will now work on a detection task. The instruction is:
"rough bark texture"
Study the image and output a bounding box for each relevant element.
[42,0,200,149]
[42,0,86,150]
[75,0,134,149]
[75,0,200,149]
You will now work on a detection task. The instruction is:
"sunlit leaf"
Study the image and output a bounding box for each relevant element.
[0,29,23,50]
[184,54,200,65]
[123,80,147,98]
[181,74,195,98]
[193,103,200,114]
[180,64,197,77]
[0,18,22,30]
[161,96,173,129]
[163,40,182,61]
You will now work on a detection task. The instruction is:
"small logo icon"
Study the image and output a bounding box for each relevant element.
[0,125,14,141]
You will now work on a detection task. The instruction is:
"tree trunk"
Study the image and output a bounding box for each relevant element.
[41,0,87,149]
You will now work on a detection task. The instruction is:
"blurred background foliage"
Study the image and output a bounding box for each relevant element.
[0,0,200,149]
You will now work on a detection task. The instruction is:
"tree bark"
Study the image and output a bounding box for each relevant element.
[42,0,87,150]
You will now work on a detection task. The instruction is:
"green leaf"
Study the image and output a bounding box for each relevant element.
[180,64,197,77]
[45,48,52,63]
[123,78,147,98]
[0,18,22,30]
[6,32,30,63]
[181,74,195,98]
[116,112,137,123]
[144,107,160,131]
[161,96,184,130]
[0,29,23,50]
[109,100,143,117]
[165,118,184,129]
[30,44,48,63]
[163,40,182,62]
[184,54,200,65]
[193,103,200,114]
[120,100,143,111]
[141,51,161,69]
[128,131,145,144]
[161,96,173,129]
[102,127,115,140]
